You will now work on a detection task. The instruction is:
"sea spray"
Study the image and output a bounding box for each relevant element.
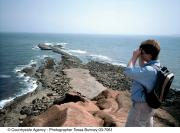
[0,60,38,109]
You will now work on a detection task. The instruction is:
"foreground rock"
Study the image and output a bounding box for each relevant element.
[22,89,178,127]
[21,89,131,127]
[162,89,180,124]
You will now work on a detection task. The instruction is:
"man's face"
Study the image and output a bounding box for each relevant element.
[141,49,152,61]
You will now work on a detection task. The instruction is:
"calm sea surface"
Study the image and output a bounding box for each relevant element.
[0,33,179,108]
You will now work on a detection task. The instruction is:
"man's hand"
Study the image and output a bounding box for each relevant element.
[127,49,141,68]
[133,49,141,59]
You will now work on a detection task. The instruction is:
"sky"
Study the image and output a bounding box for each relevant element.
[0,0,180,35]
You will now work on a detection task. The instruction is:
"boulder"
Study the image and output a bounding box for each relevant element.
[20,106,33,116]
[21,89,179,127]
[21,89,131,127]
[21,67,35,76]
[93,89,131,127]
[154,108,179,126]
[0,109,6,115]
[44,57,55,69]
[22,103,103,127]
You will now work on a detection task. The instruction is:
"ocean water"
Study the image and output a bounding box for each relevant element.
[0,33,180,108]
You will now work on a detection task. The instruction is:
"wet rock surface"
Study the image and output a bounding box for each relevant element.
[86,61,132,91]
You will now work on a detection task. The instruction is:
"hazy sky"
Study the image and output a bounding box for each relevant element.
[0,0,180,35]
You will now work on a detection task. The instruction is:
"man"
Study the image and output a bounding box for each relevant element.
[124,39,160,127]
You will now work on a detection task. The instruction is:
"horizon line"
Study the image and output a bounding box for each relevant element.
[0,31,180,37]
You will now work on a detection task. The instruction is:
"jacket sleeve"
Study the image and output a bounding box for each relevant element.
[124,66,157,90]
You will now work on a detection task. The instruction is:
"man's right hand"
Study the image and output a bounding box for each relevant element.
[127,49,141,68]
[133,49,141,59]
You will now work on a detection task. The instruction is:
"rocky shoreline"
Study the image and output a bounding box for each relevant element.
[0,44,179,127]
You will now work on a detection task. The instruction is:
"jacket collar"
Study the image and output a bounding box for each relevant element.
[143,60,160,67]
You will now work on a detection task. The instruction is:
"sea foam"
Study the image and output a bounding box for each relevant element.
[0,97,15,109]
[89,54,112,62]
[0,77,37,109]
[68,49,87,54]
[0,60,39,109]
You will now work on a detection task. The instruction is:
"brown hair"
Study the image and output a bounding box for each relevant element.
[139,39,160,60]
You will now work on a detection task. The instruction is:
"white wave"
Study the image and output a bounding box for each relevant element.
[0,78,37,109]
[42,55,52,58]
[0,97,15,109]
[36,54,53,60]
[43,42,53,46]
[57,42,68,45]
[14,66,24,73]
[61,49,73,55]
[0,74,11,78]
[14,60,37,74]
[68,49,87,54]
[24,76,30,82]
[29,59,37,66]
[3,70,38,109]
[6,59,38,109]
[32,45,40,50]
[111,62,127,67]
[89,54,112,61]
[56,42,68,47]
[22,77,37,93]
[13,60,37,79]
[39,42,67,47]
[16,77,37,97]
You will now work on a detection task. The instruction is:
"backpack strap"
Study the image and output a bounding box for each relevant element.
[141,64,160,94]
[151,65,174,101]
[151,64,161,71]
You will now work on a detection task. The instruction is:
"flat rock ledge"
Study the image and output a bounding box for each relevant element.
[64,68,107,99]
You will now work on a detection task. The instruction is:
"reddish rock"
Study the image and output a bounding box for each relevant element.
[96,98,119,111]
[22,89,179,127]
[93,89,131,127]
[23,103,103,127]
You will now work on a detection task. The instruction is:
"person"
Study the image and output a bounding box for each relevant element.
[124,39,161,127]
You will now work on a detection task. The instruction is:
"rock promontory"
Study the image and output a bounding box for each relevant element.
[0,43,179,127]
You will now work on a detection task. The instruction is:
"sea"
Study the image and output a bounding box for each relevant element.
[0,32,180,108]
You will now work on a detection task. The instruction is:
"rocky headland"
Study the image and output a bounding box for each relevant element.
[0,44,179,127]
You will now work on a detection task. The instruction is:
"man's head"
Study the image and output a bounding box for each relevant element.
[139,39,160,61]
